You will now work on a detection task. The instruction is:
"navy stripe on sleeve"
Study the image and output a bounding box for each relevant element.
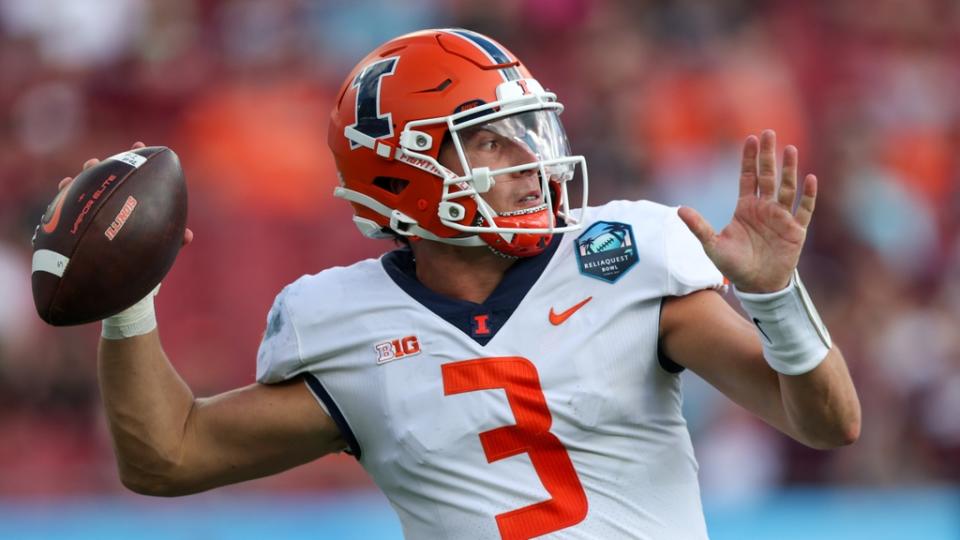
[303,373,362,459]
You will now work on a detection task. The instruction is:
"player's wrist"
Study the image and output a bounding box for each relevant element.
[730,274,791,294]
[101,285,160,340]
[733,270,832,375]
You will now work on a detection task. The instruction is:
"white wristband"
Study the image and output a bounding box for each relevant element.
[101,285,160,340]
[734,270,832,375]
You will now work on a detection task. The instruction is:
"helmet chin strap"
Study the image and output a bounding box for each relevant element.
[334,186,557,257]
[334,186,486,247]
[478,205,555,258]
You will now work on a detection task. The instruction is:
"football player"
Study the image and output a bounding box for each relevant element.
[70,29,859,539]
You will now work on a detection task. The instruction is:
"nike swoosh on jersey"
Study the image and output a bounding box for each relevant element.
[549,296,593,325]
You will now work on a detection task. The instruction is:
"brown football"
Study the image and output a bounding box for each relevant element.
[31,146,187,326]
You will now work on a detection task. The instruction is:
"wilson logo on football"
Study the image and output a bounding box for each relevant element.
[374,335,421,365]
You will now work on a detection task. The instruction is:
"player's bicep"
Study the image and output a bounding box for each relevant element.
[176,375,346,493]
[659,290,790,431]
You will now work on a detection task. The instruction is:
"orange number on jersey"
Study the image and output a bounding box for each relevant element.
[442,357,588,540]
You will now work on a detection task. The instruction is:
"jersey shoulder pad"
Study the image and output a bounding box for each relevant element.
[580,200,723,295]
[255,258,382,383]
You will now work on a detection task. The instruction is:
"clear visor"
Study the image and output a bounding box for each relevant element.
[340,84,588,245]
[453,110,574,182]
[434,108,587,234]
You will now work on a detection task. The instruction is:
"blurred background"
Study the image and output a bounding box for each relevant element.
[1,0,959,538]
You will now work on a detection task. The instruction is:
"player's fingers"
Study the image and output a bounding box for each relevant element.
[778,145,798,210]
[182,227,194,247]
[58,177,73,191]
[132,141,145,149]
[795,174,817,229]
[738,135,759,198]
[757,129,777,199]
[677,206,716,251]
[82,158,100,171]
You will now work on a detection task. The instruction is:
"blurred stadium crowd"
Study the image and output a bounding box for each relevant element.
[1,0,958,502]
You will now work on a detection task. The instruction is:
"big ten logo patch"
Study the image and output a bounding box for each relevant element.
[375,335,422,365]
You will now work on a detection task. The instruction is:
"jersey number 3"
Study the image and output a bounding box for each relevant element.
[442,357,588,540]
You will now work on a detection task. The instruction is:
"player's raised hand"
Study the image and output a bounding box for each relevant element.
[677,129,816,293]
[58,142,194,247]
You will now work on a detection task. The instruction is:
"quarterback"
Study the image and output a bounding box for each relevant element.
[69,29,859,539]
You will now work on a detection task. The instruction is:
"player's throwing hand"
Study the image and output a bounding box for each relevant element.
[677,129,816,293]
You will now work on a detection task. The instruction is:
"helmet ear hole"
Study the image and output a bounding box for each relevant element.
[372,176,410,195]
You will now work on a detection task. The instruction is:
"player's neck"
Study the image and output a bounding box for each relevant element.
[408,240,514,304]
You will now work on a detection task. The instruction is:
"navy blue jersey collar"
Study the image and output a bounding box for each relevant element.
[381,236,562,345]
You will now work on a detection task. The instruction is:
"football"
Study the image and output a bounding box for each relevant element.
[31,146,187,326]
[587,231,624,254]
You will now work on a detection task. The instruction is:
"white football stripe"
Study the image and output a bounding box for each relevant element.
[108,151,147,168]
[32,249,70,277]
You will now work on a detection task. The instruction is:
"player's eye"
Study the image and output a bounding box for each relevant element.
[463,128,501,153]
[477,138,499,151]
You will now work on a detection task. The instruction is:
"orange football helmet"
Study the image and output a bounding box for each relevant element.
[328,28,588,257]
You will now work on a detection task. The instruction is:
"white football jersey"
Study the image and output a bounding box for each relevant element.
[257,200,724,540]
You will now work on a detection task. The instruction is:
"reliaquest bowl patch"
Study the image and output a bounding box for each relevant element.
[575,221,638,282]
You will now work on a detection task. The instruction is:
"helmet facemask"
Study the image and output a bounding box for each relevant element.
[398,80,589,257]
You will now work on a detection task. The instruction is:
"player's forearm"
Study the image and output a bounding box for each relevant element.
[97,330,196,494]
[777,346,861,449]
[732,272,861,449]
